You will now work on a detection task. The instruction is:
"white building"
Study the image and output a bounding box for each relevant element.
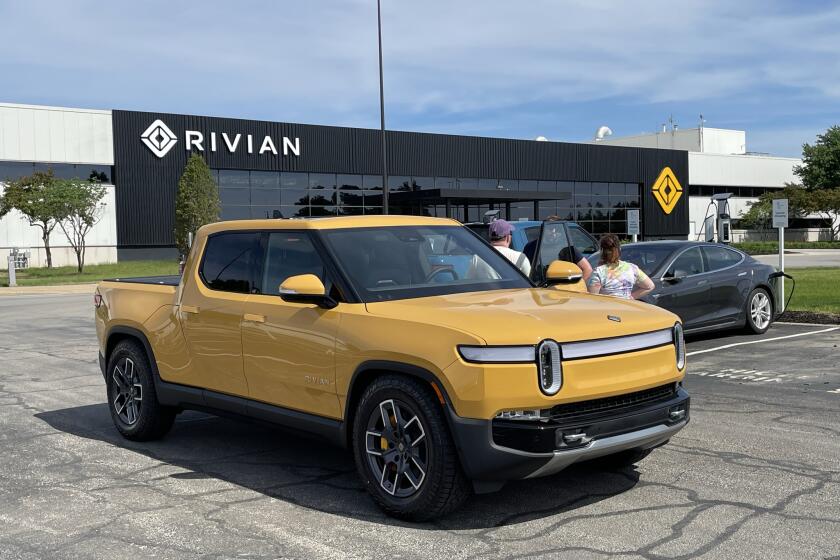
[592,125,829,241]
[0,103,117,267]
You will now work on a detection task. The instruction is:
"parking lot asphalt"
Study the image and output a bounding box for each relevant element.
[1,294,839,559]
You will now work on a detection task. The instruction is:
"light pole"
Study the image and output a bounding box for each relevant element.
[377,0,389,213]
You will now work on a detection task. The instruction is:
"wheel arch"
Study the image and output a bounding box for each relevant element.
[104,326,161,380]
[342,361,456,448]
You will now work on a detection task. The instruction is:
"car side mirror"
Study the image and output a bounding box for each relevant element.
[663,270,685,284]
[279,274,337,309]
[544,260,583,285]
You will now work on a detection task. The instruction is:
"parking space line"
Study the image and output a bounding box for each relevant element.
[686,326,840,357]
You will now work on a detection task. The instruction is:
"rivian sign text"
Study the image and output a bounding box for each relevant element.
[141,119,300,159]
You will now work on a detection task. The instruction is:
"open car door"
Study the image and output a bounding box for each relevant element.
[530,221,587,292]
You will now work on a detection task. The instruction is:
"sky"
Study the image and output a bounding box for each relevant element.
[1,0,838,158]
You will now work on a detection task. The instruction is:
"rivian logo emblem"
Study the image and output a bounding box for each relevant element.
[141,119,178,158]
[651,167,683,215]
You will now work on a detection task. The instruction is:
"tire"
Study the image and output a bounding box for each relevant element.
[352,375,469,521]
[106,340,176,441]
[745,287,773,334]
[589,448,653,470]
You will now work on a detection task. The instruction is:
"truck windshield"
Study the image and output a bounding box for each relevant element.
[320,226,532,301]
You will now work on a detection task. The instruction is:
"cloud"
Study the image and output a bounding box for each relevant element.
[0,0,837,156]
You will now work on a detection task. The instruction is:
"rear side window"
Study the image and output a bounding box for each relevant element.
[200,232,263,294]
[702,246,743,271]
[466,224,490,242]
[667,247,705,277]
[567,225,597,255]
[262,232,327,295]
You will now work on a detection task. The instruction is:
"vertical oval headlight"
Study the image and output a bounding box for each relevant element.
[674,323,686,370]
[537,340,562,395]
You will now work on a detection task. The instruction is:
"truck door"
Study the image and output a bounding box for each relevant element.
[177,231,262,398]
[241,231,341,419]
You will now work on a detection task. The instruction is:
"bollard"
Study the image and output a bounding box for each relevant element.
[7,254,17,287]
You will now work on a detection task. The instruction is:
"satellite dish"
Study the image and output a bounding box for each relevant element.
[594,126,613,141]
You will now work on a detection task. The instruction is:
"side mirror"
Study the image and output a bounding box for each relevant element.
[663,271,685,284]
[544,260,584,285]
[279,274,337,309]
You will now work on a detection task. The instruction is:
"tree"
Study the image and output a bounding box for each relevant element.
[174,154,220,256]
[57,179,107,273]
[2,170,67,267]
[740,184,810,240]
[794,126,840,191]
[806,188,840,240]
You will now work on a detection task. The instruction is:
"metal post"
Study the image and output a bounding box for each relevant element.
[377,0,389,214]
[7,255,16,288]
[778,225,785,310]
[632,233,638,243]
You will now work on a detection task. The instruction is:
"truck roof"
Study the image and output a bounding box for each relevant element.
[198,215,460,235]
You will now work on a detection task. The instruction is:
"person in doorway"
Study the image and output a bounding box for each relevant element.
[522,216,593,283]
[489,219,531,276]
[588,233,654,300]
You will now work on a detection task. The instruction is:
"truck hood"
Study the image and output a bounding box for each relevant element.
[365,288,678,345]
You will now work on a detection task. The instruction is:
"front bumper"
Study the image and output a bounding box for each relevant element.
[447,384,689,483]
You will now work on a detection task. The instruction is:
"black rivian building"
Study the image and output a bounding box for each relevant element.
[112,110,689,259]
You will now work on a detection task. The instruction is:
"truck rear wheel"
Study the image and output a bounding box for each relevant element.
[106,340,176,441]
[352,375,469,521]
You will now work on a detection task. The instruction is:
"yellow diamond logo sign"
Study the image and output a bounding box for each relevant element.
[651,167,683,215]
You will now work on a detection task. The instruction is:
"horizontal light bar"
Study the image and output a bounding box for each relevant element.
[458,345,535,363]
[561,328,673,360]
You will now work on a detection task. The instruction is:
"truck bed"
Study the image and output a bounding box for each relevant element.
[103,275,181,286]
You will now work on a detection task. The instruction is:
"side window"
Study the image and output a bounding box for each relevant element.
[200,232,263,294]
[667,247,705,277]
[262,232,327,295]
[702,246,743,271]
[567,225,597,255]
[532,222,571,283]
[523,226,540,245]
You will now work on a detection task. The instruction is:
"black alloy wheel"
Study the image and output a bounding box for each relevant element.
[106,340,176,441]
[352,375,469,521]
[364,398,428,498]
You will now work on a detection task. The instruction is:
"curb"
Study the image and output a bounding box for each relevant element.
[0,284,97,296]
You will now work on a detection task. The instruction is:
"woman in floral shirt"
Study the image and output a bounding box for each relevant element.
[587,234,655,300]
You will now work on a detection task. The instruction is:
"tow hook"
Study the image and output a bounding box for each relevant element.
[557,431,592,448]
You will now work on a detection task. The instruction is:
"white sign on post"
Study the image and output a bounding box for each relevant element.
[773,199,788,228]
[773,199,788,311]
[627,209,640,242]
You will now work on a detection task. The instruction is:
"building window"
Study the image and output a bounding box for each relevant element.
[0,161,112,183]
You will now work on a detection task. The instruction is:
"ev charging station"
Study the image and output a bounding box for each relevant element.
[703,193,733,244]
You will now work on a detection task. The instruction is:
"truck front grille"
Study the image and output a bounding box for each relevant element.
[548,383,677,421]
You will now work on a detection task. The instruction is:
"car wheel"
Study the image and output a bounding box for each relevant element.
[352,375,469,521]
[106,340,176,441]
[745,287,773,334]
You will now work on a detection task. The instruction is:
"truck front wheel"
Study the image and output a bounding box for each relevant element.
[106,340,176,441]
[352,375,469,521]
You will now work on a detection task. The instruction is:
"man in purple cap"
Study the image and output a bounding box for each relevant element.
[489,219,531,276]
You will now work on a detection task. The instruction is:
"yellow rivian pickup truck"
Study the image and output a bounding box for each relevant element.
[95,215,689,520]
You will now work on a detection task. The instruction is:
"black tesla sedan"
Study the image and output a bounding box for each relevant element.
[587,241,781,334]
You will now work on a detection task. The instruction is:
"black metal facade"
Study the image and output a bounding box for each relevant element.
[112,109,689,248]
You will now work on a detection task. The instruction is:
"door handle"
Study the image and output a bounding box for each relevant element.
[180,304,199,314]
[243,313,266,323]
[697,280,708,286]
